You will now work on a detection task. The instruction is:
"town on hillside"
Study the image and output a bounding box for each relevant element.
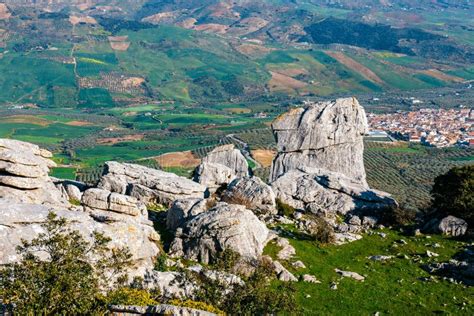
[368,108,474,148]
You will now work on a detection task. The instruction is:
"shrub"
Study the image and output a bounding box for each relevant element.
[194,258,297,315]
[221,192,253,209]
[154,253,168,272]
[147,203,167,212]
[276,198,296,217]
[106,287,157,306]
[213,248,241,272]
[69,198,81,206]
[431,165,474,224]
[220,260,298,315]
[381,205,417,226]
[169,299,224,315]
[305,215,336,244]
[0,212,132,315]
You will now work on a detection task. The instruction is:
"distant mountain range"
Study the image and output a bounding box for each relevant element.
[0,0,472,106]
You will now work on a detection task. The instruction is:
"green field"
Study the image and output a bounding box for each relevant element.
[265,226,473,314]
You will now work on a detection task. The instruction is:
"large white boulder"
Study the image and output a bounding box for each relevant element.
[98,161,207,206]
[169,202,270,264]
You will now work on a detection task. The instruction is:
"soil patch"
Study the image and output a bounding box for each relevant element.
[69,15,97,25]
[0,4,11,20]
[194,24,229,34]
[66,120,92,126]
[154,151,201,168]
[421,69,464,83]
[251,149,277,168]
[326,51,384,85]
[268,71,308,93]
[1,115,51,127]
[97,134,144,145]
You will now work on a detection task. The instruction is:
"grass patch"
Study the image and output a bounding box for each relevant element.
[50,167,76,180]
[267,227,473,314]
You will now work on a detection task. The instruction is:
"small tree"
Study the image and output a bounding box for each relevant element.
[431,165,474,224]
[0,212,132,315]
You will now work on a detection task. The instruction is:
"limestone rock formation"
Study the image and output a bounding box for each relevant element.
[272,169,396,215]
[0,199,160,277]
[270,98,368,184]
[222,177,276,215]
[0,139,68,206]
[169,202,270,264]
[166,198,208,231]
[82,188,146,217]
[424,245,474,286]
[143,271,197,299]
[194,144,250,192]
[98,161,207,205]
[269,99,397,236]
[54,179,88,202]
[109,304,216,316]
[423,216,468,237]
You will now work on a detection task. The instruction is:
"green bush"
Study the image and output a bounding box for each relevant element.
[213,248,241,272]
[169,299,224,315]
[276,199,296,217]
[431,165,474,224]
[194,258,297,315]
[69,198,81,206]
[0,212,132,315]
[154,253,168,272]
[381,206,417,226]
[105,287,157,306]
[305,215,336,244]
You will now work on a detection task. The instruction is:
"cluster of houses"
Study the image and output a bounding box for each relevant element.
[368,108,473,147]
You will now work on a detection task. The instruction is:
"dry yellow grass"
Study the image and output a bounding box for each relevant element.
[251,149,276,168]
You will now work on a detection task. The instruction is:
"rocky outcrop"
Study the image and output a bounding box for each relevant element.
[109,304,216,316]
[423,216,468,237]
[0,139,68,206]
[272,169,396,216]
[98,161,207,206]
[166,198,208,231]
[0,199,160,278]
[269,99,397,238]
[194,144,250,192]
[82,188,147,217]
[143,271,197,299]
[424,245,474,286]
[269,98,368,184]
[54,179,88,202]
[222,177,276,215]
[0,139,162,279]
[169,202,270,264]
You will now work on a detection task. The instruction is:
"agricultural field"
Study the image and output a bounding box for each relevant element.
[0,0,471,211]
